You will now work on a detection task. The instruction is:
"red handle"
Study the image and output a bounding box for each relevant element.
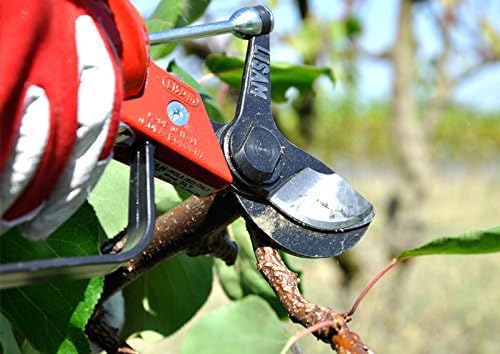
[108,0,150,99]
[120,61,233,195]
[110,1,232,195]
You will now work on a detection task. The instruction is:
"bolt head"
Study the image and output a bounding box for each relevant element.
[167,101,189,126]
[231,125,281,184]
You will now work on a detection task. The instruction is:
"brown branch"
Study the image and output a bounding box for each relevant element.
[93,186,374,353]
[357,46,393,61]
[186,230,238,266]
[87,191,240,351]
[295,0,309,19]
[424,2,452,136]
[451,56,500,87]
[435,4,500,87]
[425,11,499,134]
[101,190,240,302]
[255,246,373,354]
[86,305,137,354]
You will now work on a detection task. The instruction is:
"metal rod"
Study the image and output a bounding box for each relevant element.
[150,21,235,44]
[149,6,274,45]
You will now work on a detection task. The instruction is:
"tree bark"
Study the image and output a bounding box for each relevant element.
[101,191,239,301]
[387,0,432,255]
[255,246,373,353]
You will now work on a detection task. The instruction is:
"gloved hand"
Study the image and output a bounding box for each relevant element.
[0,0,124,239]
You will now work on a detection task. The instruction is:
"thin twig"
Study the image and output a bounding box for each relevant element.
[280,320,339,354]
[255,246,373,353]
[346,258,400,317]
[197,73,215,85]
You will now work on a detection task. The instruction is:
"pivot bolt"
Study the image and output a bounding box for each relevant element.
[231,125,281,184]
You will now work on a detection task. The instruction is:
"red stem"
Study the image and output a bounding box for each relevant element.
[346,258,400,317]
[280,320,339,354]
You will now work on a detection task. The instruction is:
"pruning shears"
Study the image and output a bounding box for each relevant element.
[0,3,374,288]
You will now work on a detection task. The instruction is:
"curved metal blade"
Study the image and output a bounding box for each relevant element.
[236,193,370,258]
[267,168,374,231]
[216,34,375,258]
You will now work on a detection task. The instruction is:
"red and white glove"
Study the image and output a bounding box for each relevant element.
[0,1,124,239]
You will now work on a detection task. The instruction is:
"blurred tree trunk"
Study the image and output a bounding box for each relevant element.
[291,0,361,287]
[292,0,316,149]
[386,0,432,256]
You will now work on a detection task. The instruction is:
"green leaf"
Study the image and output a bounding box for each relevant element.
[88,160,129,237]
[0,313,21,354]
[175,0,211,27]
[286,18,322,64]
[147,0,184,59]
[205,54,335,102]
[147,19,178,60]
[0,203,104,354]
[122,254,213,337]
[20,340,38,354]
[215,219,298,319]
[167,60,227,123]
[181,296,288,354]
[344,15,362,38]
[89,160,182,238]
[397,226,500,260]
[155,178,184,214]
[147,0,212,60]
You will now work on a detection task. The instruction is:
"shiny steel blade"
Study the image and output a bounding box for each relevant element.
[268,168,374,231]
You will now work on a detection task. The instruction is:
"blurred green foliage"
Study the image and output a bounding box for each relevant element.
[147,0,211,59]
[432,107,500,163]
[205,54,334,102]
[275,95,500,165]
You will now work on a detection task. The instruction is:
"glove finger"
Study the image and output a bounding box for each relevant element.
[19,160,108,239]
[19,15,117,240]
[0,86,50,229]
[73,15,118,157]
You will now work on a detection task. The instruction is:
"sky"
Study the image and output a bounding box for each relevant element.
[132,0,500,112]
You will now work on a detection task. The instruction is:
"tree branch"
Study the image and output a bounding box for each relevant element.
[93,191,373,353]
[101,191,240,302]
[186,230,238,266]
[86,305,137,354]
[451,56,500,87]
[357,46,393,61]
[295,0,309,19]
[88,192,240,351]
[255,246,373,353]
[424,2,453,135]
[424,5,499,133]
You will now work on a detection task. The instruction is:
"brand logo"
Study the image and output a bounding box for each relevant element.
[161,77,200,107]
[249,45,270,100]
